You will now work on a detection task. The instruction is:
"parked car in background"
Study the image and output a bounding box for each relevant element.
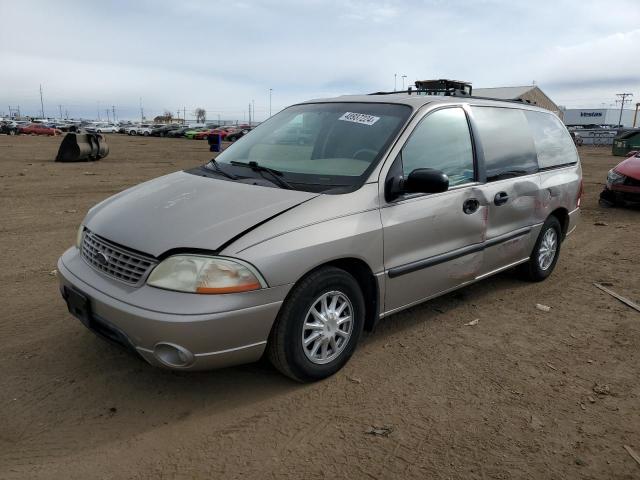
[600,151,640,206]
[184,127,209,139]
[151,124,183,137]
[195,126,237,140]
[226,127,252,142]
[18,123,62,136]
[165,126,193,138]
[57,91,581,381]
[86,123,119,133]
[0,121,19,135]
[126,124,156,136]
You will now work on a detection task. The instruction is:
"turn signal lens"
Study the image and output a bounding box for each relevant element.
[147,255,266,294]
[76,225,85,249]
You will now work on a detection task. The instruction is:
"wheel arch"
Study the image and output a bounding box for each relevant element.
[279,257,380,333]
[549,207,569,240]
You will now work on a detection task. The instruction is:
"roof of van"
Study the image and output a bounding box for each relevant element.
[299,92,552,113]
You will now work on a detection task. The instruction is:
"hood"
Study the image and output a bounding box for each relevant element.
[84,171,317,257]
[616,154,640,180]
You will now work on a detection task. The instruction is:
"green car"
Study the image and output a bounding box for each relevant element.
[184,128,207,139]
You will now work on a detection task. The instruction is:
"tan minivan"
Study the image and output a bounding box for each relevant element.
[58,87,582,381]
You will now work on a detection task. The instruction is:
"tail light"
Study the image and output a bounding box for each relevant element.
[576,179,584,208]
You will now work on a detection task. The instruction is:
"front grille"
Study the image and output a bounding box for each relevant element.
[80,229,157,286]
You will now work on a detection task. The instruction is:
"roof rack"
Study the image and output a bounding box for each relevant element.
[369,78,538,106]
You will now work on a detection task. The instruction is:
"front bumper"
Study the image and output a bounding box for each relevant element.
[602,184,640,204]
[57,248,290,370]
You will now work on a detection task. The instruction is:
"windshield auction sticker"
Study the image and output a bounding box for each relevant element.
[338,112,380,126]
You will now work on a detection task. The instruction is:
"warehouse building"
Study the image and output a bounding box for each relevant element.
[562,108,636,128]
[473,85,560,115]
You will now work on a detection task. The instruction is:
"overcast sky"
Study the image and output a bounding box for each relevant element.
[1,0,639,121]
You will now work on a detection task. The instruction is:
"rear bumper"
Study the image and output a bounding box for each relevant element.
[57,248,289,371]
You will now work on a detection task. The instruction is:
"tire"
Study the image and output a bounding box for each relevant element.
[143,131,149,136]
[267,266,365,382]
[97,130,102,133]
[518,216,562,282]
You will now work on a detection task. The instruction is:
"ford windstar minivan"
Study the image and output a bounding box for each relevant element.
[58,88,582,381]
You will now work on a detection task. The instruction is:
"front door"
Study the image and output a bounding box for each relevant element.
[381,107,486,313]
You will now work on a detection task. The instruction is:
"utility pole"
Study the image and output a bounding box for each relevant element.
[112,105,116,123]
[97,101,101,121]
[269,88,272,117]
[139,97,144,123]
[401,75,407,90]
[634,103,640,128]
[183,107,186,124]
[8,106,11,118]
[615,93,633,127]
[394,73,397,91]
[248,102,252,125]
[65,109,69,120]
[106,109,110,123]
[58,105,63,119]
[39,84,45,118]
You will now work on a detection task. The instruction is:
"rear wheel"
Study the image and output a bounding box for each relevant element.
[518,216,562,282]
[267,266,365,382]
[143,131,150,136]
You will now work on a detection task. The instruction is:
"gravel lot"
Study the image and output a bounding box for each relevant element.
[1,135,639,479]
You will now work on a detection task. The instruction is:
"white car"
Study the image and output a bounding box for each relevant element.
[86,123,119,134]
[127,124,154,136]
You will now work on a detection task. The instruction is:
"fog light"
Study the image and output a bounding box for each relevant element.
[153,342,194,368]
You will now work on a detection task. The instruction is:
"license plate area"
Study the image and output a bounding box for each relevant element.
[65,287,91,327]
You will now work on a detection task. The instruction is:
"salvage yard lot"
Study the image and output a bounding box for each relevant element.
[1,135,639,479]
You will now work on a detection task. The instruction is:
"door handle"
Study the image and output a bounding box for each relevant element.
[463,198,480,214]
[494,191,509,206]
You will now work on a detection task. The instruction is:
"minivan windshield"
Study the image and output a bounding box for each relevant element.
[209,102,411,192]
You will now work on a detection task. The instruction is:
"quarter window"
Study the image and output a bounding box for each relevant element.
[401,108,475,187]
[524,111,578,169]
[471,106,538,181]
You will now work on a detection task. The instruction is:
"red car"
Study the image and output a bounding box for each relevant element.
[600,151,640,206]
[194,127,236,140]
[18,123,62,136]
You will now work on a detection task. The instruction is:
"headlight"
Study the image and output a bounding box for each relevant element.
[76,225,85,249]
[607,169,626,185]
[147,255,266,294]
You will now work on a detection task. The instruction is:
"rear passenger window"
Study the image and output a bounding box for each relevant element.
[401,108,475,187]
[524,111,578,169]
[471,107,538,181]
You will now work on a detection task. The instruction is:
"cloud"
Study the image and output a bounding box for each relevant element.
[1,0,639,118]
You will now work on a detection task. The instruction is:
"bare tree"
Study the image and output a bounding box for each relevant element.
[195,108,206,123]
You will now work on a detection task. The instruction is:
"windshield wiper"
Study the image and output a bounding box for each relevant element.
[230,161,294,189]
[205,158,238,180]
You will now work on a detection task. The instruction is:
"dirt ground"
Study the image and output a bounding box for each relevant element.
[1,134,639,479]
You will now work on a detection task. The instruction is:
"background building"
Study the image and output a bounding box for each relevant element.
[473,85,559,114]
[562,108,636,128]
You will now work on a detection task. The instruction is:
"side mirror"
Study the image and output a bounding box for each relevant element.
[405,168,449,194]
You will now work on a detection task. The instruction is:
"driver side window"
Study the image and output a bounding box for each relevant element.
[402,107,475,187]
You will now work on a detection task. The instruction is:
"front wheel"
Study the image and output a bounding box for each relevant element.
[518,216,562,282]
[267,266,365,382]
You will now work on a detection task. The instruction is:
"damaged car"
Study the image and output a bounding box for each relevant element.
[600,151,640,206]
[57,90,582,382]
